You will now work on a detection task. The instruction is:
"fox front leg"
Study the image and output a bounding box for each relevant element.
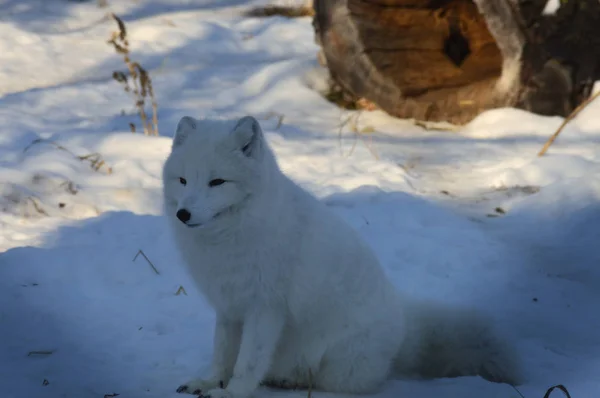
[203,309,285,398]
[177,316,242,395]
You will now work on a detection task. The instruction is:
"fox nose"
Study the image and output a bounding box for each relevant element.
[176,209,191,223]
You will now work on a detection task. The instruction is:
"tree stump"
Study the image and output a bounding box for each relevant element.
[312,0,600,125]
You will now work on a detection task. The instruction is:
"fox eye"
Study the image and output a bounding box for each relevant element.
[209,178,226,187]
[179,177,187,186]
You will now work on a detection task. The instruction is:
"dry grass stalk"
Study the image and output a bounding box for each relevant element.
[133,249,160,275]
[543,384,572,398]
[27,350,54,357]
[245,5,315,18]
[59,180,79,195]
[23,139,113,174]
[538,89,600,156]
[27,196,49,216]
[175,285,188,296]
[337,112,360,157]
[337,111,380,159]
[511,384,526,398]
[78,153,108,172]
[414,119,460,132]
[108,13,159,136]
[262,111,285,129]
[307,369,313,398]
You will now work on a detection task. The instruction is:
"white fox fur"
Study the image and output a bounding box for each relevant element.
[162,115,521,398]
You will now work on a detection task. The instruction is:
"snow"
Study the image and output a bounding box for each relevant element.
[1,1,599,397]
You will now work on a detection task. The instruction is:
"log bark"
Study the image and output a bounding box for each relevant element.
[312,0,600,125]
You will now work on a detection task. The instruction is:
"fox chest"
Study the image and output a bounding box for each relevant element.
[184,248,284,319]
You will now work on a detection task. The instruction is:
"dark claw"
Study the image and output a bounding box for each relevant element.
[219,380,224,389]
[176,385,188,393]
[193,390,201,395]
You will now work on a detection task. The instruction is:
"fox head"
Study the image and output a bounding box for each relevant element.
[162,115,276,229]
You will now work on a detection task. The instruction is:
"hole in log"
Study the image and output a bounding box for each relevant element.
[444,19,471,67]
[349,0,502,97]
[315,0,507,124]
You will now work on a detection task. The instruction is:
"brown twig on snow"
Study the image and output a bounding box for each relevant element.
[27,197,49,216]
[262,111,285,129]
[245,4,314,18]
[175,285,188,296]
[23,139,112,174]
[27,350,54,357]
[543,384,572,398]
[511,384,526,398]
[133,249,160,275]
[336,111,380,159]
[538,89,600,156]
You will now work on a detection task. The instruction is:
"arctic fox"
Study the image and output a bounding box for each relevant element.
[162,115,521,398]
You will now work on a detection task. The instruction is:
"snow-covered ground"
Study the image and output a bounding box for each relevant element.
[1,1,599,397]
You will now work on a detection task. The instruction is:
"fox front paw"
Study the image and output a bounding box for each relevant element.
[202,388,236,398]
[176,378,225,395]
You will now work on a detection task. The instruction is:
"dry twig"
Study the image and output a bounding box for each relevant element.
[245,5,314,18]
[27,350,54,357]
[133,249,160,275]
[175,285,188,296]
[538,89,600,156]
[23,139,113,174]
[337,111,380,159]
[543,384,572,398]
[27,197,48,216]
[511,384,526,398]
[262,112,285,129]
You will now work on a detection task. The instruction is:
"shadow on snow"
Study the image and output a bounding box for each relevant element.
[1,189,599,397]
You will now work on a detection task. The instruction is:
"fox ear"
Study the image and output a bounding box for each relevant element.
[231,116,263,157]
[173,116,197,148]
